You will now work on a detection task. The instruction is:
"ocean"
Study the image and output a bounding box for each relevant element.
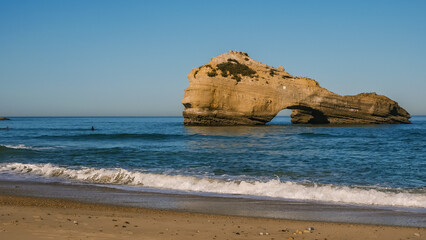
[0,116,425,225]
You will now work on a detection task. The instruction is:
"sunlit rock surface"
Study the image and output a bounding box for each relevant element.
[182,51,410,125]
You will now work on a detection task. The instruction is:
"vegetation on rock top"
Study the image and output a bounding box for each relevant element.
[216,61,256,82]
[204,59,256,83]
[269,69,277,77]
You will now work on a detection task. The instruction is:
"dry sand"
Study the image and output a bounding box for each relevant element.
[0,194,424,240]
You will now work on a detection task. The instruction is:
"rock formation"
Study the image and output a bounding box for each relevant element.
[182,51,411,125]
[0,117,10,121]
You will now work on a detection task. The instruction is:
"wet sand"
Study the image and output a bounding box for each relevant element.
[0,194,424,240]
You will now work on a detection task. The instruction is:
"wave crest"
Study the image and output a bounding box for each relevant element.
[1,144,33,150]
[1,163,425,208]
[0,145,54,151]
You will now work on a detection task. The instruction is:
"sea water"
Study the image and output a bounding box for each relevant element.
[0,116,425,209]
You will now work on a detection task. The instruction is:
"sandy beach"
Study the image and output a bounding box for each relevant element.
[0,194,424,240]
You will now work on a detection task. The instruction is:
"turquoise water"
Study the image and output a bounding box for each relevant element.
[0,116,425,208]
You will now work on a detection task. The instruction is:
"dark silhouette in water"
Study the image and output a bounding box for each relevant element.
[91,126,95,131]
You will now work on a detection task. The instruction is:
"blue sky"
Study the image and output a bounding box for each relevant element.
[1,0,425,116]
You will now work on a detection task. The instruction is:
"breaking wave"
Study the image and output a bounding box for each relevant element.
[1,162,425,208]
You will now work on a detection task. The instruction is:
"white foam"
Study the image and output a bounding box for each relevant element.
[2,144,32,149]
[1,144,53,150]
[1,162,425,208]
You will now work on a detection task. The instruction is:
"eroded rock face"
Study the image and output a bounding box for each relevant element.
[182,51,411,125]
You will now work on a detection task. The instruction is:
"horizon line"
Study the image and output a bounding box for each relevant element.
[2,115,425,118]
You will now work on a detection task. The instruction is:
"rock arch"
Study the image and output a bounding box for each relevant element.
[287,106,329,124]
[182,51,410,125]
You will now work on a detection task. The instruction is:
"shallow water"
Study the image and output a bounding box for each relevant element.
[0,116,425,209]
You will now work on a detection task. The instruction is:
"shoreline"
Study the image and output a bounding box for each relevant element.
[0,179,425,226]
[1,194,425,240]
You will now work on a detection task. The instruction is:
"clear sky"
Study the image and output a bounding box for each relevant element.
[1,0,425,116]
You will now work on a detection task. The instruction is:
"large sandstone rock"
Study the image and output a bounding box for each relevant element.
[182,51,411,125]
[0,117,10,121]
